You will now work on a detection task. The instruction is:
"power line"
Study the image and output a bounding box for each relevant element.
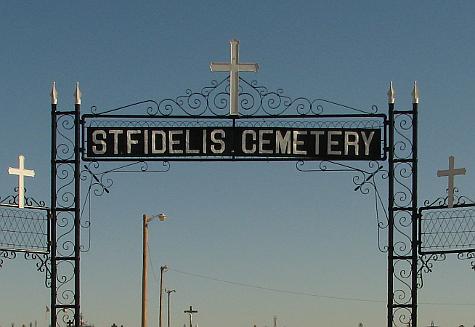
[169,268,381,303]
[169,268,475,306]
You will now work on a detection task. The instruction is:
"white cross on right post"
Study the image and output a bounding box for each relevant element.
[437,156,466,208]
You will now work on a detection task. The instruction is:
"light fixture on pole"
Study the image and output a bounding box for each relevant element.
[159,265,168,327]
[141,213,167,327]
[165,289,176,327]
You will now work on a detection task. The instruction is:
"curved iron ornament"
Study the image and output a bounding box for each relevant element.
[89,77,380,117]
[417,253,447,289]
[297,160,390,253]
[0,187,47,209]
[457,251,475,271]
[0,250,16,269]
[79,160,170,252]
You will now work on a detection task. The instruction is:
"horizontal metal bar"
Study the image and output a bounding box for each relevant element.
[55,208,75,212]
[419,249,475,255]
[392,304,412,308]
[419,202,475,213]
[55,304,75,309]
[394,158,415,163]
[81,157,387,163]
[393,110,414,114]
[56,256,75,260]
[54,111,76,115]
[82,113,387,120]
[393,255,412,260]
[54,160,75,164]
[0,203,51,211]
[0,248,49,254]
[393,207,412,212]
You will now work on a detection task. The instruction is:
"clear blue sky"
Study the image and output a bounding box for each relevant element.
[1,1,474,327]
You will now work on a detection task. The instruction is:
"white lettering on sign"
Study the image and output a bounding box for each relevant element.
[242,130,257,154]
[275,131,291,154]
[87,127,381,159]
[110,130,123,154]
[327,131,342,155]
[211,129,225,154]
[344,131,359,156]
[259,130,273,154]
[361,131,375,156]
[169,130,183,154]
[92,130,107,155]
[293,130,307,155]
[152,131,166,154]
[127,130,141,154]
[310,131,324,155]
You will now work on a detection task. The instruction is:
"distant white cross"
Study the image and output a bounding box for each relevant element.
[437,156,466,208]
[8,154,35,208]
[184,305,198,327]
[210,39,259,116]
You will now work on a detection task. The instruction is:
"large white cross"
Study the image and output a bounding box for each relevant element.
[210,39,259,116]
[8,154,35,208]
[437,155,466,208]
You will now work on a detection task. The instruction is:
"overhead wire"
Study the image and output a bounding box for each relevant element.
[168,268,475,306]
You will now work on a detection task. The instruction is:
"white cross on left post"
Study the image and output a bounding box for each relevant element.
[8,154,35,208]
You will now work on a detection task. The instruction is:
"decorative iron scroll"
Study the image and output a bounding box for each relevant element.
[296,160,389,252]
[457,251,475,271]
[89,77,380,116]
[0,249,16,269]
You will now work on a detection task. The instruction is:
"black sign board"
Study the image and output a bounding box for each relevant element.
[85,126,382,161]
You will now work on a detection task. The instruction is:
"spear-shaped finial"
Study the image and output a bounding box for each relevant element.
[74,82,81,105]
[50,81,58,105]
[387,81,395,104]
[412,81,419,104]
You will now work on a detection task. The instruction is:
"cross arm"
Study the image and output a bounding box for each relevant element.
[210,62,231,72]
[238,63,259,72]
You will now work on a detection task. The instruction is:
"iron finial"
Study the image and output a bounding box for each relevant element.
[387,81,395,104]
[74,82,81,105]
[51,81,58,105]
[412,81,419,104]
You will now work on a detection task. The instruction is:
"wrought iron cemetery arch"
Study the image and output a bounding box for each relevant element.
[50,74,419,327]
[45,41,473,327]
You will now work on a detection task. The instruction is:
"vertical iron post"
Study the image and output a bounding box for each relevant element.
[50,83,58,327]
[411,83,419,327]
[387,82,395,327]
[74,84,81,327]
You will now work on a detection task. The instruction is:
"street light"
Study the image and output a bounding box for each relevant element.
[159,265,168,327]
[141,213,167,327]
[165,289,176,327]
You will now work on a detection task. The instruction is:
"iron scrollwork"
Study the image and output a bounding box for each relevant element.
[457,251,475,271]
[297,160,389,253]
[0,250,16,269]
[90,77,380,117]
